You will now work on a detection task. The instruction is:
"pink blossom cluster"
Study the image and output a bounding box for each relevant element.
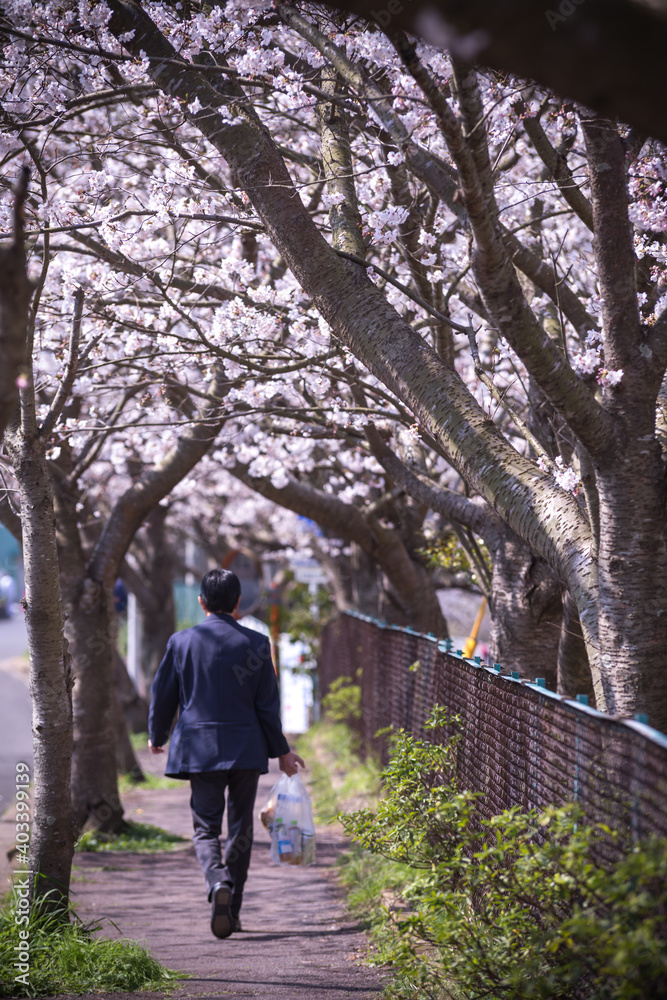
[364,206,410,246]
[572,332,624,388]
[538,457,582,496]
[629,154,667,234]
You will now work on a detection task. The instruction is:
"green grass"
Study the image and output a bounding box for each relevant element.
[129,730,150,751]
[295,720,381,823]
[76,820,187,853]
[297,720,460,998]
[337,845,415,961]
[337,845,409,923]
[0,897,177,997]
[118,769,181,793]
[335,827,465,998]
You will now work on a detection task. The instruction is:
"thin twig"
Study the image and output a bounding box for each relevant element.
[335,249,471,335]
[467,326,554,467]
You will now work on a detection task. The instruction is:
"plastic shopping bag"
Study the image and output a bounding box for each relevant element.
[260,772,316,867]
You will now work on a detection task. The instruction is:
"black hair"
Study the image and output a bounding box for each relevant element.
[200,569,241,614]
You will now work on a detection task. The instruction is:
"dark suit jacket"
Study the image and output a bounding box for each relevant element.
[148,614,290,778]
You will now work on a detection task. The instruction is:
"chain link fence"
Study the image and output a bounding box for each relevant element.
[320,612,667,846]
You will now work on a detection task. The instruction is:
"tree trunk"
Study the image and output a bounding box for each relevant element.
[379,559,448,636]
[324,539,448,634]
[0,168,31,441]
[67,582,125,833]
[18,436,74,910]
[577,116,667,728]
[595,457,667,728]
[557,589,593,702]
[140,605,175,685]
[114,647,149,734]
[51,483,125,835]
[110,672,143,780]
[319,543,381,618]
[488,530,562,688]
[349,546,381,617]
[133,507,177,684]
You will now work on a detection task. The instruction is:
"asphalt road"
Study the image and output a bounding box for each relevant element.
[0,613,32,815]
[0,611,29,659]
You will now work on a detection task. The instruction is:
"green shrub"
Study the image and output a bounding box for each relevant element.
[341,710,667,1000]
[0,895,176,997]
[321,674,361,730]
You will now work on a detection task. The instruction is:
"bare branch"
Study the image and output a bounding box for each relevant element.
[88,364,230,588]
[392,32,615,457]
[65,384,146,485]
[276,5,462,214]
[40,288,84,441]
[515,98,594,232]
[466,327,553,468]
[450,56,496,209]
[502,227,598,334]
[365,421,501,546]
[335,250,471,335]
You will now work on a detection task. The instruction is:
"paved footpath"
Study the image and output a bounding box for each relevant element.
[54,755,387,1000]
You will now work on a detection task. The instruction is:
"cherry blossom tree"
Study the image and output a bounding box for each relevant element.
[0,282,233,838]
[96,0,666,728]
[1,0,666,756]
[0,21,442,855]
[0,219,75,912]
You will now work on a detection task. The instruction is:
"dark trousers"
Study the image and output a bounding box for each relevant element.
[190,769,260,917]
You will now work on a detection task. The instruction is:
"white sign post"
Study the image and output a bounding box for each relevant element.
[290,560,328,587]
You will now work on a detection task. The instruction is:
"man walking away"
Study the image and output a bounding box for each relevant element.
[148,569,304,939]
